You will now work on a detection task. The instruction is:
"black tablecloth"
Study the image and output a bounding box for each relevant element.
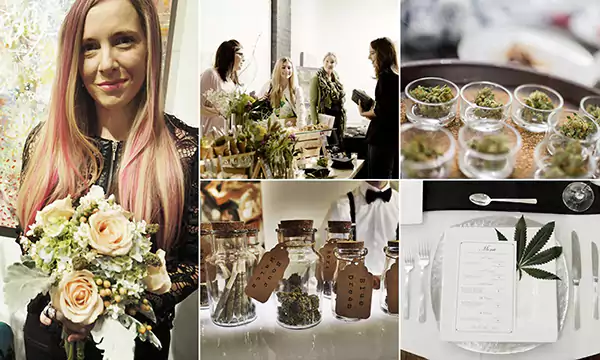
[423,181,600,215]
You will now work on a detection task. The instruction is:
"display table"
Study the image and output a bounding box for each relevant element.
[200,291,398,360]
[402,210,600,360]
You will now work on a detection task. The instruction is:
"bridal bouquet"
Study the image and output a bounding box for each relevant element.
[4,185,172,360]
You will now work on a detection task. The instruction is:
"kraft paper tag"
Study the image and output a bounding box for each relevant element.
[318,242,338,282]
[385,259,399,314]
[245,244,290,303]
[335,262,373,319]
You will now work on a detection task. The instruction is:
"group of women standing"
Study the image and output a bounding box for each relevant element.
[200,38,399,179]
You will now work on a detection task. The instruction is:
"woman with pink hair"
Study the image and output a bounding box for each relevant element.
[17,0,198,358]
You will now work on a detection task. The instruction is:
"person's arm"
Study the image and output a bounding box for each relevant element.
[257,81,271,100]
[309,76,320,124]
[359,99,376,120]
[200,69,223,117]
[144,147,199,325]
[317,196,351,249]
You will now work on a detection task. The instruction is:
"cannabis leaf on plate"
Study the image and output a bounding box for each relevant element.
[496,215,562,281]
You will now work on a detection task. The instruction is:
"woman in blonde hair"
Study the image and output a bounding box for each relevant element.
[258,57,307,128]
[310,52,346,148]
[18,0,198,358]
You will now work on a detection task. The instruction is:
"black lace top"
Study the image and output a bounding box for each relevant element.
[19,114,199,328]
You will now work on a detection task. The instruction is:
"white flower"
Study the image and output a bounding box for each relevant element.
[35,195,75,227]
[144,250,171,294]
[38,247,54,264]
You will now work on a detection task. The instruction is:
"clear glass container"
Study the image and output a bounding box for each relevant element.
[200,223,213,309]
[206,221,257,327]
[245,225,264,270]
[580,95,600,122]
[332,241,369,322]
[458,120,521,179]
[404,77,460,127]
[534,139,595,179]
[319,221,353,298]
[460,81,512,131]
[401,123,456,179]
[512,84,563,133]
[546,109,600,156]
[381,241,399,316]
[275,220,323,329]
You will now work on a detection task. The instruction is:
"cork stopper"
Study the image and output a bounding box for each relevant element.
[327,221,352,233]
[387,240,399,250]
[279,219,314,237]
[336,240,364,250]
[200,222,212,235]
[244,223,259,235]
[211,221,246,234]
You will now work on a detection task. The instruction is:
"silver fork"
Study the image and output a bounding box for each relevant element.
[418,241,431,323]
[403,248,415,320]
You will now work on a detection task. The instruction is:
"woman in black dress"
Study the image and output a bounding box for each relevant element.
[358,37,399,179]
[310,52,347,149]
[17,0,198,358]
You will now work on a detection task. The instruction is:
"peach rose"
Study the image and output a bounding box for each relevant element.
[35,195,75,225]
[88,210,133,256]
[144,250,172,294]
[51,270,104,325]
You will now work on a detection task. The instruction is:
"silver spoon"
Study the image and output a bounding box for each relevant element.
[469,193,538,207]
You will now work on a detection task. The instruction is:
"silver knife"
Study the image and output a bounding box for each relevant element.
[572,231,582,330]
[593,242,599,320]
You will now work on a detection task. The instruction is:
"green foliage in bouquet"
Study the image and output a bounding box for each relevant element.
[496,215,562,281]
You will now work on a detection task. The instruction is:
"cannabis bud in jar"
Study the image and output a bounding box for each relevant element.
[543,142,589,179]
[559,114,596,140]
[401,135,443,162]
[586,104,600,120]
[522,90,555,123]
[473,87,504,120]
[468,135,511,171]
[409,85,454,119]
[276,273,321,327]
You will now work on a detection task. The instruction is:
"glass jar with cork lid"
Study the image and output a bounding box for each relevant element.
[332,241,373,322]
[200,222,213,309]
[381,241,399,316]
[275,220,323,329]
[206,221,257,327]
[245,223,264,269]
[318,221,353,298]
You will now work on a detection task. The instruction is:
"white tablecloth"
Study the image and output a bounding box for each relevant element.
[200,291,399,360]
[401,210,600,360]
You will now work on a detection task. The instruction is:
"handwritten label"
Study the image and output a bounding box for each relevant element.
[318,242,337,281]
[335,262,373,319]
[245,244,290,303]
[385,259,399,314]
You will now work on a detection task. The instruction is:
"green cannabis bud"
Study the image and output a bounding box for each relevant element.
[143,253,162,267]
[401,135,443,162]
[522,90,555,123]
[586,104,600,120]
[409,85,454,119]
[72,256,89,271]
[276,273,321,327]
[543,141,588,178]
[473,87,504,120]
[468,135,511,171]
[559,114,596,140]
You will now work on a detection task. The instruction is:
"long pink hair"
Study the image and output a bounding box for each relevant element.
[17,0,185,252]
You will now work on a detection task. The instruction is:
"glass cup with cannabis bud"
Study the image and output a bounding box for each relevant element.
[458,120,522,179]
[404,77,460,127]
[580,96,600,122]
[513,84,564,133]
[460,81,512,130]
[534,140,595,179]
[400,123,456,179]
[546,110,600,156]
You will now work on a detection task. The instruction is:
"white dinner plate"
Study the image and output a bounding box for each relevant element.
[458,26,597,87]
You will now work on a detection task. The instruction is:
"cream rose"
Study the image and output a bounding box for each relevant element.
[51,270,104,325]
[35,195,75,225]
[88,210,133,256]
[144,250,172,294]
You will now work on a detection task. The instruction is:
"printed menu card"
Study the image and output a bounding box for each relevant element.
[440,227,558,343]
